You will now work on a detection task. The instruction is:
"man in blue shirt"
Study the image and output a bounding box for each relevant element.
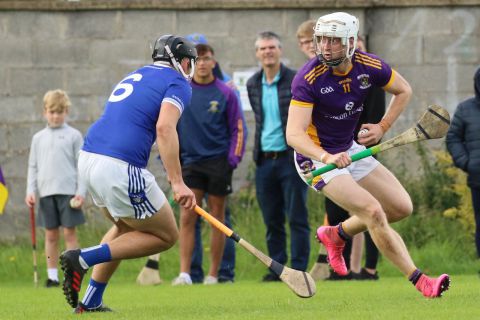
[172,43,247,285]
[247,31,310,281]
[59,35,197,313]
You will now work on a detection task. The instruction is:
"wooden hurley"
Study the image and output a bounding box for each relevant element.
[194,205,316,298]
[306,105,451,184]
[29,206,38,287]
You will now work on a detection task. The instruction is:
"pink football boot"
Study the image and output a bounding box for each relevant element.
[316,226,348,276]
[415,274,450,298]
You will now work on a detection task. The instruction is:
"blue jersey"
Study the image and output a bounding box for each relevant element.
[83,64,192,168]
[178,78,246,167]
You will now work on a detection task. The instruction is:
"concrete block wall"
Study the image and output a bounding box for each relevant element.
[367,7,480,126]
[0,5,479,240]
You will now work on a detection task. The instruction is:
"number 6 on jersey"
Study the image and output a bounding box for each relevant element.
[108,73,143,103]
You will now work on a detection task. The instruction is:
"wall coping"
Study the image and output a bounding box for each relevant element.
[1,0,478,11]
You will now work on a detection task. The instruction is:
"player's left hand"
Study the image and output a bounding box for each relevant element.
[357,123,384,146]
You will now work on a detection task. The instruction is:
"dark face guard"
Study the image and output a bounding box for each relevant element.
[165,45,196,81]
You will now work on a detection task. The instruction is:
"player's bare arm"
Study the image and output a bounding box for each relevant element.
[286,103,351,168]
[156,102,196,210]
[358,71,412,146]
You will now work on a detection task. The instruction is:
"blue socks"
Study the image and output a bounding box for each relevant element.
[79,244,112,268]
[77,244,111,309]
[82,278,107,309]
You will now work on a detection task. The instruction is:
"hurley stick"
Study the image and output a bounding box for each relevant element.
[306,105,450,184]
[29,206,38,287]
[194,205,316,298]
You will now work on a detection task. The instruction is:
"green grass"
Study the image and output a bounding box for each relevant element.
[2,151,479,318]
[0,276,478,319]
[4,227,477,286]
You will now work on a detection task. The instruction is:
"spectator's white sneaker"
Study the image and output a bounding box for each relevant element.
[172,272,192,286]
[203,275,218,285]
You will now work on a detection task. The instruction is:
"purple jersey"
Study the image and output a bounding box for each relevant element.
[291,50,394,153]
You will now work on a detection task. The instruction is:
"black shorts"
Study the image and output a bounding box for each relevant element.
[38,195,86,229]
[182,156,233,196]
[325,197,349,226]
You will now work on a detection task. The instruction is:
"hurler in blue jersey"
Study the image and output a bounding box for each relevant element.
[59,35,198,313]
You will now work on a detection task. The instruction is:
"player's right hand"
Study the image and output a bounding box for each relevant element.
[324,152,352,168]
[172,182,196,210]
[25,194,36,208]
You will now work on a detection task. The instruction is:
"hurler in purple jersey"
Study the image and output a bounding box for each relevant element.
[286,12,450,298]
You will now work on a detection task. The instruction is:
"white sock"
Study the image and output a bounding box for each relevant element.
[47,268,58,281]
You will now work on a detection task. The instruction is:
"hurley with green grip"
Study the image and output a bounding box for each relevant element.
[305,105,450,185]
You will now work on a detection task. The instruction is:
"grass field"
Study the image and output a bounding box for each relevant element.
[0,275,478,319]
[1,221,479,319]
[2,162,479,319]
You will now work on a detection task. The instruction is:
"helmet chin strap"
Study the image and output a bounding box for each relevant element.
[165,45,195,81]
[317,53,347,67]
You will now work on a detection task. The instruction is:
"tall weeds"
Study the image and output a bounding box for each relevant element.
[390,142,476,261]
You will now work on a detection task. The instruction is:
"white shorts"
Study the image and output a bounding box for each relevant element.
[78,151,167,220]
[294,141,379,191]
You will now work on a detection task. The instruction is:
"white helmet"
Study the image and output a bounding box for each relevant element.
[314,12,359,66]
